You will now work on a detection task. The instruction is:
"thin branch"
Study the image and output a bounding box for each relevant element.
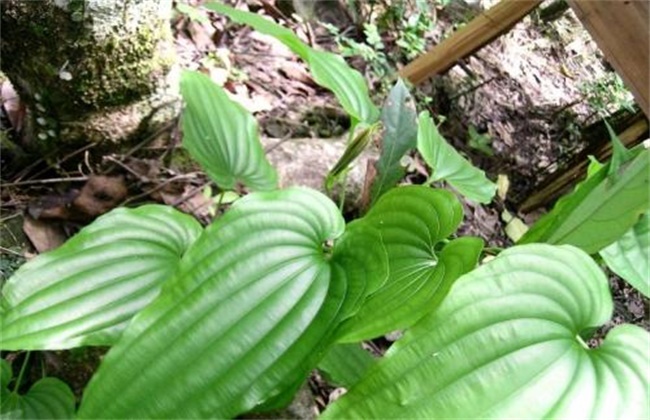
[1,176,88,188]
[0,245,23,257]
[120,172,203,206]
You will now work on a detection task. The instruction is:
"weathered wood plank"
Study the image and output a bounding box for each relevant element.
[568,0,649,117]
[398,0,542,85]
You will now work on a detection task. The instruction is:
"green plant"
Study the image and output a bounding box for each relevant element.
[323,22,390,81]
[580,72,635,116]
[394,8,434,60]
[1,356,75,418]
[324,0,435,91]
[1,4,648,419]
[467,124,494,156]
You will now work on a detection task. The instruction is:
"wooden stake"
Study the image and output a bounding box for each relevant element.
[568,0,649,118]
[399,0,542,85]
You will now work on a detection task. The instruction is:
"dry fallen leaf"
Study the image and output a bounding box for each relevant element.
[23,216,66,253]
[73,175,128,219]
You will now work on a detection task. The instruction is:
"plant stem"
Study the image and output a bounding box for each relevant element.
[575,334,590,350]
[483,246,504,255]
[12,351,31,394]
[215,190,226,214]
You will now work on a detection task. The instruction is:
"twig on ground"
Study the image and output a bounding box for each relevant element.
[103,156,149,181]
[26,142,98,181]
[1,176,88,188]
[264,134,293,153]
[448,76,497,101]
[170,183,205,208]
[120,172,202,206]
[0,245,23,257]
[0,213,22,223]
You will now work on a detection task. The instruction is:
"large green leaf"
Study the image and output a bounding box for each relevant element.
[78,188,387,419]
[1,205,202,350]
[202,2,309,58]
[1,359,75,419]
[180,70,278,191]
[370,79,418,205]
[323,244,650,419]
[600,211,650,297]
[417,111,496,204]
[336,186,483,342]
[520,148,650,254]
[205,2,379,124]
[307,49,379,123]
[317,343,376,388]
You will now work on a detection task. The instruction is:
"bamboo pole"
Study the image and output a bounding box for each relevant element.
[519,113,649,213]
[399,0,542,85]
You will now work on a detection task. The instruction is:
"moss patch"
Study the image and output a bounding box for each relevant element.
[1,0,172,123]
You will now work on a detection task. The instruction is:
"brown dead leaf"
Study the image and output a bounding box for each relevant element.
[359,158,377,212]
[28,191,78,220]
[187,20,216,53]
[73,175,128,219]
[23,216,66,253]
[279,61,313,85]
[1,80,25,133]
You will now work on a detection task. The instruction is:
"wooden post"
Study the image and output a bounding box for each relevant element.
[568,0,649,118]
[399,0,542,85]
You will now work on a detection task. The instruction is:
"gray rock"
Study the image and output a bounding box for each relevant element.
[263,136,378,211]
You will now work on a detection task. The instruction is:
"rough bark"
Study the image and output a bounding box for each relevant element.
[1,0,178,152]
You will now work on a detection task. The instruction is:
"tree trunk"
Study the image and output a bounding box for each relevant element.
[1,0,178,153]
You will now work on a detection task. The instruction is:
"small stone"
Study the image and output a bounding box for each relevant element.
[59,70,73,81]
[328,388,347,404]
[385,330,403,342]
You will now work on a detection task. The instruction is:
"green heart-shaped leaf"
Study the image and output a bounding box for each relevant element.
[601,211,650,297]
[417,111,496,204]
[202,2,310,58]
[337,186,483,341]
[204,2,379,125]
[78,188,387,419]
[180,70,278,191]
[317,343,376,388]
[324,244,650,419]
[1,205,202,350]
[1,359,75,419]
[306,49,379,124]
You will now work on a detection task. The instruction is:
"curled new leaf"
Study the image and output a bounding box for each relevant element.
[336,186,483,342]
[417,111,496,204]
[78,188,387,419]
[324,244,650,419]
[1,205,202,350]
[180,70,278,191]
[370,79,418,205]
